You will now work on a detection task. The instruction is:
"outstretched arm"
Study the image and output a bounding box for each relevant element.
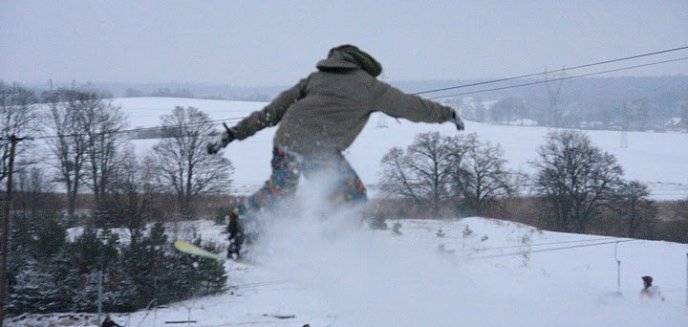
[371,81,456,125]
[231,77,309,140]
[207,77,308,154]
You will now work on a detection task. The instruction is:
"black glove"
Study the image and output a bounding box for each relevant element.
[452,109,465,131]
[207,123,235,154]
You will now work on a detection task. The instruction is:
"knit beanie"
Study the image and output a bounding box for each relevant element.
[332,45,383,77]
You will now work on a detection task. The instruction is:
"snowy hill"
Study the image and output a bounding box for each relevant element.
[9,214,687,327]
[11,96,685,327]
[114,97,688,200]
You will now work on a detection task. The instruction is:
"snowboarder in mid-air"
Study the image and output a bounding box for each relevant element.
[207,44,465,248]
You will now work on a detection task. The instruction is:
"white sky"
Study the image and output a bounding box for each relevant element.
[1,0,687,86]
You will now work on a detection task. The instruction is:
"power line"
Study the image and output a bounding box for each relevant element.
[412,45,688,96]
[474,236,623,251]
[438,232,620,248]
[470,239,639,260]
[32,116,246,140]
[438,233,636,253]
[118,107,252,114]
[428,55,688,100]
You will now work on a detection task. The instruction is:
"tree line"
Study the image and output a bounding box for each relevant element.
[377,129,686,240]
[1,81,233,219]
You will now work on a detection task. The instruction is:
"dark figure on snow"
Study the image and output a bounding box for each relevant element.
[640,275,665,301]
[207,44,464,226]
[101,315,122,327]
[227,208,246,259]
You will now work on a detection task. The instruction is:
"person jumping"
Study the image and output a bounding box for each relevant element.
[207,44,464,235]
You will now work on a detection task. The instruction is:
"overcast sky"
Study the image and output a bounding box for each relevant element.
[1,0,687,86]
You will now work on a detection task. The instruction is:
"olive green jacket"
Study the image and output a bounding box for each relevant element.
[230,50,455,155]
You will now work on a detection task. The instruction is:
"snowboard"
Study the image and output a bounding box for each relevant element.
[173,240,226,262]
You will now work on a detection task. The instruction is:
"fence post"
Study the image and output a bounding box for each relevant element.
[97,270,103,326]
[615,242,621,294]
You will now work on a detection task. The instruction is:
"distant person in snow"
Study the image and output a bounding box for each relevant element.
[207,44,464,226]
[227,207,245,259]
[640,275,665,301]
[101,315,122,327]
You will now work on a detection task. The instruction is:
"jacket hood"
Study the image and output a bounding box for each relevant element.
[316,45,382,77]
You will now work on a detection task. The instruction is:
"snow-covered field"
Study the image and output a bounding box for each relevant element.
[9,96,686,327]
[115,97,688,200]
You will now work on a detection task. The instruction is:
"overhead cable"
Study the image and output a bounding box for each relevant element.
[412,45,688,95]
[428,56,688,100]
[470,239,638,260]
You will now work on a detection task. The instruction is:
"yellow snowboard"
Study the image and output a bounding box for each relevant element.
[173,240,226,262]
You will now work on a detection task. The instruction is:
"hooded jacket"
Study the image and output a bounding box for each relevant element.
[230,47,455,156]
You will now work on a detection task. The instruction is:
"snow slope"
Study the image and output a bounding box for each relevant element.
[114,97,688,200]
[11,212,687,327]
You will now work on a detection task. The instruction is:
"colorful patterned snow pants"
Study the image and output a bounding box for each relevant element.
[238,147,367,216]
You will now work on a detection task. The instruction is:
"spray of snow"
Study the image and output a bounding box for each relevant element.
[242,176,685,326]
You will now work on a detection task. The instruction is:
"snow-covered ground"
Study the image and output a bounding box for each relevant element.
[138,215,688,327]
[10,96,686,327]
[10,209,687,327]
[114,97,688,200]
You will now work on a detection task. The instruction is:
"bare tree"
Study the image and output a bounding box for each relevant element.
[104,147,157,243]
[43,88,126,214]
[76,93,127,206]
[16,167,54,215]
[152,106,233,217]
[532,130,624,233]
[379,132,456,217]
[0,82,40,184]
[379,148,417,198]
[609,180,657,238]
[490,97,526,124]
[452,134,517,216]
[43,89,89,215]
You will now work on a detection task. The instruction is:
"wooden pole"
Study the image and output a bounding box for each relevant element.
[0,135,19,327]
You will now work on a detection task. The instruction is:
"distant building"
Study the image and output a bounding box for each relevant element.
[665,117,687,133]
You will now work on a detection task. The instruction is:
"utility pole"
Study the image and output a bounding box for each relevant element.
[544,67,565,129]
[97,270,103,326]
[0,135,21,327]
[621,102,629,149]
